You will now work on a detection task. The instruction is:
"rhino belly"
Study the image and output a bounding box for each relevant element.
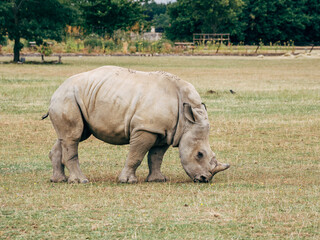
[90,124,129,145]
[85,102,131,145]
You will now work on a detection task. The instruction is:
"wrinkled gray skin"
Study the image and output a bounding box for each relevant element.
[47,66,230,184]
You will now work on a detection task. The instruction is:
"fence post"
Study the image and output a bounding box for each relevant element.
[309,44,314,53]
[255,45,260,53]
[216,42,221,54]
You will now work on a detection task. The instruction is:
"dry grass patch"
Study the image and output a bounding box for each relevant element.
[1,56,320,239]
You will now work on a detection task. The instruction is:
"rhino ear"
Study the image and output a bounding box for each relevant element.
[202,102,207,111]
[183,103,196,123]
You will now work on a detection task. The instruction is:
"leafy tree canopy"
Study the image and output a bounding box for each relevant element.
[166,0,243,42]
[142,0,169,32]
[241,0,320,44]
[0,0,75,61]
[143,0,167,22]
[80,0,143,36]
[153,13,169,32]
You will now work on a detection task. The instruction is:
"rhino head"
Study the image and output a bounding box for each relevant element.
[175,103,230,183]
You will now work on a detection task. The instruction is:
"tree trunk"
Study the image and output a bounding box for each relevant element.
[12,0,26,62]
[13,36,21,62]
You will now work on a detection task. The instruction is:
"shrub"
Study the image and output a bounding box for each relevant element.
[65,37,78,53]
[84,34,103,48]
[152,39,173,53]
[0,36,8,46]
[162,42,172,53]
[131,40,153,53]
[104,39,116,51]
[129,46,137,54]
[141,40,152,52]
[39,42,53,56]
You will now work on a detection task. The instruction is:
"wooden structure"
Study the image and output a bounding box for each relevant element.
[193,33,230,45]
[29,41,37,50]
[174,42,194,49]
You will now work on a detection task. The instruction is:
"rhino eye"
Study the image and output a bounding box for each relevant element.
[196,151,204,159]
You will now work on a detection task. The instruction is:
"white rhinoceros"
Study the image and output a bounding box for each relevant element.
[44,66,229,183]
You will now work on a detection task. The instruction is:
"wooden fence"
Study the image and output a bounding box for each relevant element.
[193,33,230,45]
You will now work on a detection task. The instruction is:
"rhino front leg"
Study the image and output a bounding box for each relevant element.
[118,131,157,184]
[146,145,169,182]
[49,139,67,182]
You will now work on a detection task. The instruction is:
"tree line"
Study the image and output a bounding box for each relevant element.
[166,0,320,45]
[0,0,319,62]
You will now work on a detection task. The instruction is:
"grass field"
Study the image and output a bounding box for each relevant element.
[0,56,319,239]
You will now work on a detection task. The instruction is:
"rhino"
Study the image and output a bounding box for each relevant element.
[44,66,230,184]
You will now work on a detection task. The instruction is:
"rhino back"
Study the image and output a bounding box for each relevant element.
[70,66,183,145]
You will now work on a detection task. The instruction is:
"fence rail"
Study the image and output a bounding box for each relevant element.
[193,33,230,45]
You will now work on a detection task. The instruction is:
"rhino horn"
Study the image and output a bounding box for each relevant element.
[211,161,230,175]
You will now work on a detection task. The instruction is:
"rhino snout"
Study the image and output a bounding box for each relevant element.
[193,175,210,183]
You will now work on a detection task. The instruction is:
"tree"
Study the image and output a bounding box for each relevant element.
[165,0,243,42]
[0,0,75,62]
[153,13,170,32]
[303,0,320,44]
[80,0,143,36]
[142,0,168,32]
[143,0,166,22]
[240,0,319,44]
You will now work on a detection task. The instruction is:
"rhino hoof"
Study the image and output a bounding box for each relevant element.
[146,174,167,182]
[67,177,89,184]
[81,179,89,184]
[50,175,67,183]
[118,175,138,184]
[128,178,138,184]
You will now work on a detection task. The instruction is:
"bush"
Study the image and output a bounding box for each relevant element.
[130,40,160,53]
[39,42,53,56]
[65,37,78,53]
[131,40,173,53]
[104,39,116,51]
[162,42,172,53]
[0,36,8,46]
[129,45,137,54]
[152,39,173,53]
[84,34,103,48]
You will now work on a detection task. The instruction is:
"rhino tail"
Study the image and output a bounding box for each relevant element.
[41,112,49,120]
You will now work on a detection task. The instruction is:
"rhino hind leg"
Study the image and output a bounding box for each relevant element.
[61,139,88,184]
[146,145,169,182]
[49,101,89,184]
[118,131,157,183]
[49,139,67,183]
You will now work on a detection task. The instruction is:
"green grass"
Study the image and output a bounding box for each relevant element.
[0,56,319,239]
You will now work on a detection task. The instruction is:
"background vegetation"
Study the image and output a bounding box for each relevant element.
[166,0,320,43]
[1,0,319,61]
[0,56,319,239]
